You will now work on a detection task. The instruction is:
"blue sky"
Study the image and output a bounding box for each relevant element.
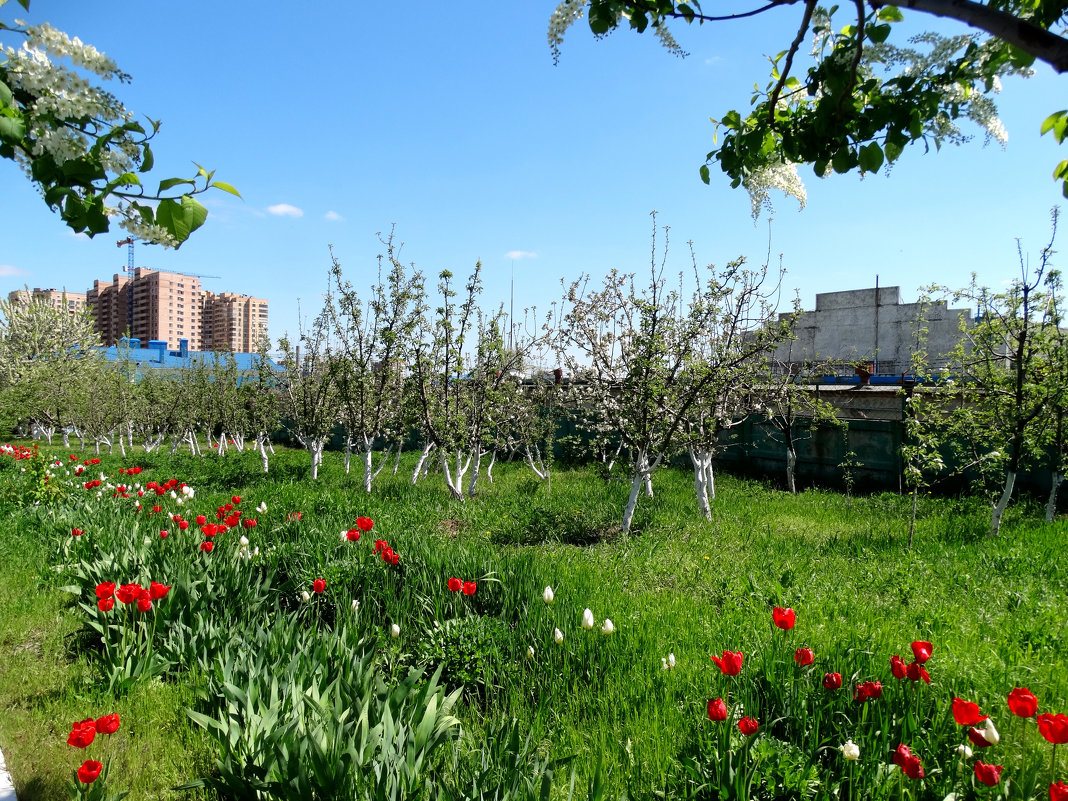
[1,1,1064,363]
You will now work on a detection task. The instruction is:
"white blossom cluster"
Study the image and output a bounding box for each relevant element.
[741,161,807,220]
[113,205,180,248]
[548,0,588,64]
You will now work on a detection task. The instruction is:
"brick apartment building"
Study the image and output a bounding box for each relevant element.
[80,267,267,353]
[6,287,88,317]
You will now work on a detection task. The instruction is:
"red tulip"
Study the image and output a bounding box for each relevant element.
[77,760,103,784]
[115,583,141,604]
[66,720,96,748]
[178,520,189,530]
[709,696,726,721]
[710,650,744,676]
[911,641,933,664]
[95,582,115,599]
[707,697,727,721]
[890,654,907,679]
[893,744,925,779]
[462,581,477,595]
[346,528,360,541]
[968,727,995,749]
[1038,713,1068,745]
[231,495,241,504]
[854,680,883,703]
[952,697,988,727]
[738,716,759,735]
[794,647,814,667]
[312,578,326,594]
[149,581,171,600]
[1008,687,1038,718]
[974,761,1003,787]
[196,515,206,526]
[823,672,842,690]
[94,714,120,735]
[772,606,796,630]
[200,541,213,552]
[448,577,462,592]
[97,598,114,612]
[136,597,152,612]
[71,528,83,537]
[905,661,930,683]
[357,516,374,532]
[1050,781,1068,801]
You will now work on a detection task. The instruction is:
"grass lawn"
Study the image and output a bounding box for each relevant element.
[0,442,1065,800]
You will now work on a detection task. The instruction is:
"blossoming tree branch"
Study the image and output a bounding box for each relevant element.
[549,0,1068,210]
[0,0,237,247]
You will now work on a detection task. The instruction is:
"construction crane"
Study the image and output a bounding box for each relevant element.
[115,237,221,280]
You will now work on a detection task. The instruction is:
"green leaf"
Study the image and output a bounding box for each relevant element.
[0,79,11,108]
[832,146,856,174]
[866,23,891,43]
[699,164,710,184]
[0,114,26,144]
[140,142,154,173]
[156,195,208,246]
[876,5,904,21]
[858,141,884,173]
[884,138,903,163]
[210,180,242,198]
[157,177,195,194]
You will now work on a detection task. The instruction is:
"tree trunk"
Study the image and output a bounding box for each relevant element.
[786,447,798,494]
[989,470,1016,536]
[1046,471,1063,522]
[344,437,352,474]
[440,448,470,501]
[411,441,435,484]
[117,432,126,457]
[257,433,270,473]
[62,429,70,448]
[468,448,483,498]
[690,448,712,521]
[307,439,325,480]
[486,449,496,484]
[621,450,662,533]
[393,439,403,475]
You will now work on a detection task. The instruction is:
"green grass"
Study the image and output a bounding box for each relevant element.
[0,442,1065,799]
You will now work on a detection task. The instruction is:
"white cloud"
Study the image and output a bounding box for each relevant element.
[0,264,28,277]
[505,250,537,260]
[324,210,344,222]
[267,203,304,218]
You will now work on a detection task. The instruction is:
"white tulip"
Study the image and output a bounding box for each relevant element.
[956,744,973,758]
[981,718,999,745]
[839,740,860,761]
[543,586,554,604]
[667,652,675,668]
[256,501,267,513]
[351,599,359,610]
[301,590,311,602]
[581,608,595,630]
[390,623,400,638]
[554,627,564,644]
[601,618,615,635]
[239,535,250,547]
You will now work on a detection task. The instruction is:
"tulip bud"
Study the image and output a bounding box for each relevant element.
[543,586,554,604]
[301,590,311,602]
[956,744,973,759]
[667,652,676,669]
[351,599,359,610]
[390,623,400,638]
[601,618,615,635]
[582,608,594,630]
[239,535,250,547]
[554,627,564,644]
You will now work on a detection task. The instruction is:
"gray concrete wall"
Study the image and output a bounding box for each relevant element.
[775,287,971,373]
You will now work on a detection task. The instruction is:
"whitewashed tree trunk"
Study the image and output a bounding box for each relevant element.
[786,447,798,494]
[621,451,662,533]
[127,422,134,451]
[302,437,326,480]
[690,448,713,521]
[117,432,126,457]
[94,439,101,455]
[468,448,484,498]
[525,444,550,482]
[989,470,1016,536]
[393,441,403,475]
[169,436,180,455]
[42,425,55,445]
[344,437,352,475]
[411,442,436,484]
[77,428,84,448]
[486,449,496,484]
[256,432,270,472]
[1046,471,1063,522]
[641,451,654,498]
[62,429,70,448]
[441,448,472,501]
[706,459,715,501]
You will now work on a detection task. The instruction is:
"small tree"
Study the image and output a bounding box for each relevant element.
[938,211,1062,536]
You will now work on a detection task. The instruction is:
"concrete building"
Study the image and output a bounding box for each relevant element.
[772,286,971,375]
[85,268,266,353]
[6,287,88,317]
